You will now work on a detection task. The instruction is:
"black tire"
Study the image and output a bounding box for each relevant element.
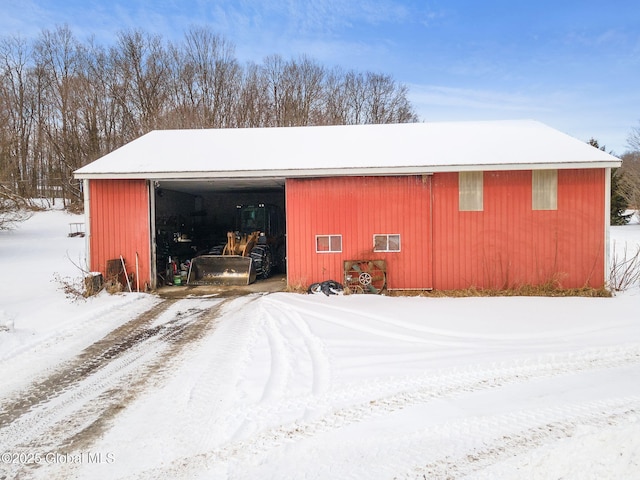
[250,245,273,279]
[208,242,226,255]
[276,244,287,273]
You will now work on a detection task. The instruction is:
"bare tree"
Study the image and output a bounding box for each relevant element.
[0,25,420,208]
[283,56,325,125]
[628,121,640,153]
[364,72,416,124]
[33,25,92,205]
[84,39,124,156]
[0,35,36,197]
[235,62,271,128]
[113,29,171,137]
[321,67,349,125]
[621,123,640,212]
[168,26,241,128]
[619,152,640,210]
[344,71,368,125]
[0,184,33,230]
[262,54,288,126]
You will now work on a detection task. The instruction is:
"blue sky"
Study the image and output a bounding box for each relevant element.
[3,0,639,154]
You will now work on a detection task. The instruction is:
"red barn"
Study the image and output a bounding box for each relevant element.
[74,120,621,292]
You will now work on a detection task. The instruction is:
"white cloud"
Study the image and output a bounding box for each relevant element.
[406,83,634,155]
[408,84,550,114]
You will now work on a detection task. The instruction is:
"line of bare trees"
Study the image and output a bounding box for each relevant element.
[619,125,640,213]
[0,25,418,208]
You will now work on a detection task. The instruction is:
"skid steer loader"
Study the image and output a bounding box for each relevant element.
[187,204,285,286]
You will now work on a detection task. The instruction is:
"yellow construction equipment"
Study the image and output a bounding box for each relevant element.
[187,204,285,286]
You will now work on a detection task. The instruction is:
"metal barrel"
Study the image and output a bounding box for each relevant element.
[187,255,257,286]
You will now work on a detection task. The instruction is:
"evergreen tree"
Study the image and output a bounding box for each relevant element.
[588,138,631,225]
[610,168,632,225]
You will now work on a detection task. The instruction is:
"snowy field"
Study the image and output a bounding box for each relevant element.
[1,207,640,479]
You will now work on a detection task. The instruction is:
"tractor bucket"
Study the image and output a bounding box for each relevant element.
[187,255,257,286]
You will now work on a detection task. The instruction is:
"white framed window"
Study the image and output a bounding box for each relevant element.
[373,234,401,252]
[459,171,483,211]
[316,234,342,253]
[532,169,558,210]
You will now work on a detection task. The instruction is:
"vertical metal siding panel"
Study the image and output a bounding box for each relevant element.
[287,179,300,285]
[432,169,606,291]
[503,171,531,287]
[483,172,496,287]
[556,169,605,288]
[89,179,150,290]
[286,178,315,287]
[286,176,432,289]
[591,169,605,286]
[491,172,505,286]
[285,180,294,284]
[285,180,296,284]
[432,173,444,289]
[402,177,414,286]
[446,173,456,289]
[300,179,313,283]
[515,171,533,285]
[419,175,432,288]
[484,171,511,288]
[432,173,453,290]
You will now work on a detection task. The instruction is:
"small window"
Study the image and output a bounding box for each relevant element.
[459,171,483,211]
[532,169,557,210]
[316,234,342,253]
[373,234,401,252]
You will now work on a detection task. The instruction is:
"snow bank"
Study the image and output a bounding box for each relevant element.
[0,208,159,395]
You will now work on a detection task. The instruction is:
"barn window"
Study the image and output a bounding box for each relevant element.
[316,234,342,253]
[459,171,483,211]
[532,169,558,210]
[374,234,401,252]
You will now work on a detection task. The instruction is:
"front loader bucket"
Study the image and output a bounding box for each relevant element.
[187,255,257,286]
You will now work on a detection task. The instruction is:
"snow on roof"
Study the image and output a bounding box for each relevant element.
[74,120,621,180]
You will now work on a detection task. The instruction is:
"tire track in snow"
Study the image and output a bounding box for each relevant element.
[214,342,640,434]
[261,396,640,480]
[0,296,227,479]
[134,329,640,479]
[171,295,265,447]
[399,396,640,480]
[258,313,291,404]
[279,303,332,397]
[0,295,159,365]
[260,297,332,399]
[229,297,333,441]
[0,299,176,428]
[226,304,292,443]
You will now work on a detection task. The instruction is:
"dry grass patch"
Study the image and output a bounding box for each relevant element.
[389,283,612,298]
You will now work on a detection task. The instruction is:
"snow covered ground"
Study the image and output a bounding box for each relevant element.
[1,207,640,479]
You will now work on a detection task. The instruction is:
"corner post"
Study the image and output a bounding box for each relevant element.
[604,167,612,288]
[83,179,91,271]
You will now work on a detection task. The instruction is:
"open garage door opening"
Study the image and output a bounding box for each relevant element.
[152,177,286,289]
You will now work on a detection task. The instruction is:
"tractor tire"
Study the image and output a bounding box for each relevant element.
[276,244,287,273]
[250,245,273,279]
[208,243,226,255]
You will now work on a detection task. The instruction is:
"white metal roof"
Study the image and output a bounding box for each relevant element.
[74,120,621,180]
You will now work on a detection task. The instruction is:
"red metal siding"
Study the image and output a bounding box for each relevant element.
[286,176,433,290]
[432,169,606,290]
[89,179,151,290]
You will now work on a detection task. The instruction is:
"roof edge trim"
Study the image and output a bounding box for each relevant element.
[74,160,622,180]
